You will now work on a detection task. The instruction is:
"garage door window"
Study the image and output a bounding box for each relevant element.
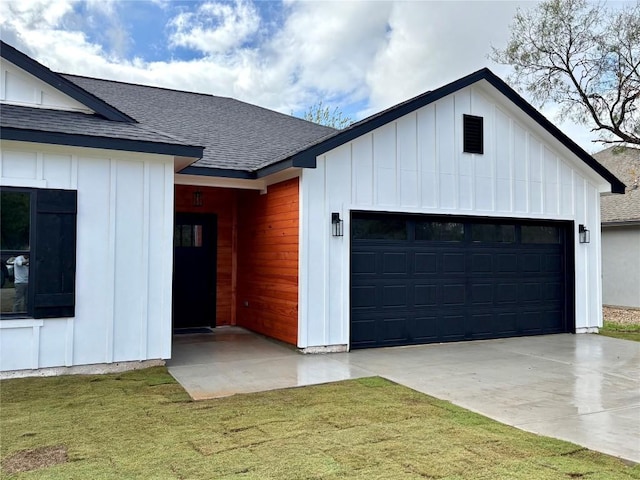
[522,225,560,244]
[352,218,407,240]
[415,221,464,241]
[471,224,515,243]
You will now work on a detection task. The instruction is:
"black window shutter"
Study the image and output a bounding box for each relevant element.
[32,189,77,318]
[463,114,484,154]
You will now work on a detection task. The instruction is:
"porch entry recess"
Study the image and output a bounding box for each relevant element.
[350,212,574,349]
[173,212,217,330]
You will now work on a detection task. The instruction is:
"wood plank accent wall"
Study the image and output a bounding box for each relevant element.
[236,178,299,345]
[174,185,237,326]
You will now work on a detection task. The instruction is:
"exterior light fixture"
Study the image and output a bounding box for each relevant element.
[193,189,203,207]
[331,212,343,237]
[578,224,590,244]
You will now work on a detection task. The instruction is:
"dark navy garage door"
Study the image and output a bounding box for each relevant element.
[350,213,574,349]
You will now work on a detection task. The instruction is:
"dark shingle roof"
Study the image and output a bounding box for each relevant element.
[594,146,640,223]
[62,75,336,172]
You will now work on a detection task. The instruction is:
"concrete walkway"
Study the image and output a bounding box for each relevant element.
[168,327,640,463]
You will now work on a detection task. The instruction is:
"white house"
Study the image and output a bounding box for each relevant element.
[0,41,624,375]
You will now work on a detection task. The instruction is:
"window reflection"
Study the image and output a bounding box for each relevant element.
[1,191,31,315]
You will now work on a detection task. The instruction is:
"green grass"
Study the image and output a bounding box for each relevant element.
[599,321,640,342]
[1,367,638,479]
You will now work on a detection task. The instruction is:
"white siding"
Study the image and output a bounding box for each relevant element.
[299,84,607,348]
[0,60,93,113]
[0,141,174,371]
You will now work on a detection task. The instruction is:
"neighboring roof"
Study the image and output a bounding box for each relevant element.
[594,146,640,224]
[0,41,134,123]
[280,68,625,195]
[0,103,203,158]
[63,74,336,177]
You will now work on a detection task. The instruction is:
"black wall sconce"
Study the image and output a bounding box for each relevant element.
[193,189,203,207]
[331,212,343,237]
[578,224,590,244]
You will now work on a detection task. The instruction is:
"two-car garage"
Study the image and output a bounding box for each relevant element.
[350,212,574,349]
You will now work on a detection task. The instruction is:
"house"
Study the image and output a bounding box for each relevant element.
[594,147,640,308]
[0,41,624,375]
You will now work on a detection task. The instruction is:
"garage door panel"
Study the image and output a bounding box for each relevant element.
[444,253,465,273]
[414,284,437,306]
[471,254,492,273]
[415,253,437,274]
[352,252,377,274]
[522,254,543,272]
[471,284,493,304]
[410,316,439,342]
[351,213,571,348]
[381,317,408,343]
[382,285,407,307]
[442,284,466,305]
[496,283,518,303]
[351,286,377,309]
[383,252,408,274]
[496,254,518,272]
[440,314,465,340]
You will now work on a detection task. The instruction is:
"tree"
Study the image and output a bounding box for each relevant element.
[301,101,353,129]
[490,0,640,146]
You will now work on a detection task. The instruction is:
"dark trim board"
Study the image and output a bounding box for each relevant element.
[1,128,204,159]
[349,211,575,349]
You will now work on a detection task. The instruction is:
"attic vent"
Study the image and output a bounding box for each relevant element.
[463,114,483,154]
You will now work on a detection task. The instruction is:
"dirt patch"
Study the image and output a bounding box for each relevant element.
[603,307,640,325]
[2,445,68,474]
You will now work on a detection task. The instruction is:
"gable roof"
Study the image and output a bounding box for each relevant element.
[280,68,626,194]
[1,41,134,123]
[594,147,640,224]
[1,41,204,158]
[64,75,337,178]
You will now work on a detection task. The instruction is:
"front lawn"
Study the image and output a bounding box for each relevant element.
[1,367,638,479]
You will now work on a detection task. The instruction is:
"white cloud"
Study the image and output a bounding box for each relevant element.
[0,0,602,150]
[168,0,261,54]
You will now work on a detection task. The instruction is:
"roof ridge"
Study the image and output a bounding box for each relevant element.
[62,73,336,132]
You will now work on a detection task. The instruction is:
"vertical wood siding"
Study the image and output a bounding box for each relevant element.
[174,185,236,326]
[236,178,299,345]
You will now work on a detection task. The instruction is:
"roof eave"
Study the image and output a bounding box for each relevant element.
[1,127,204,159]
[1,41,135,123]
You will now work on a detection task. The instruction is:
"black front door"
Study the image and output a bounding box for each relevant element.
[173,213,217,329]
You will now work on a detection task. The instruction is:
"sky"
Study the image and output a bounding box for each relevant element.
[0,0,612,152]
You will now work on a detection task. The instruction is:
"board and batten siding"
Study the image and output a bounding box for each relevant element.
[236,178,299,345]
[0,141,174,371]
[0,59,92,113]
[299,84,606,349]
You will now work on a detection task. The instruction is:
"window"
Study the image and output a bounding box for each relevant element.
[352,217,407,240]
[174,224,203,247]
[471,224,515,243]
[0,187,77,319]
[463,114,483,154]
[521,225,560,244]
[415,221,464,241]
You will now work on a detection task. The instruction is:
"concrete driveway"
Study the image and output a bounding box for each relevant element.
[168,329,640,463]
